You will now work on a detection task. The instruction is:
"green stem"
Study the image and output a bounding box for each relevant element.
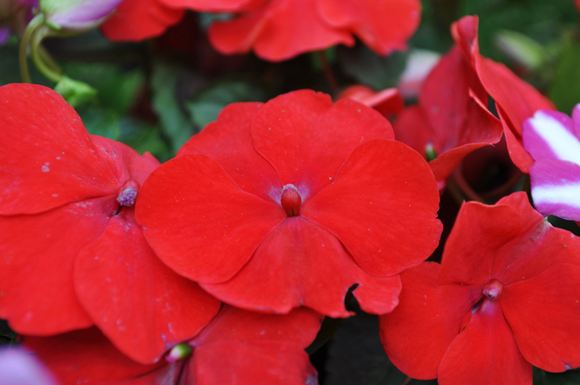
[18,14,45,83]
[30,27,62,83]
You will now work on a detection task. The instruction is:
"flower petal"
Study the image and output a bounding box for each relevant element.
[178,102,280,200]
[201,218,402,316]
[160,0,261,12]
[0,198,115,335]
[190,307,321,385]
[430,94,502,181]
[380,263,478,380]
[439,192,544,286]
[304,140,441,276]
[530,159,580,220]
[75,213,220,364]
[136,154,285,284]
[523,109,580,165]
[26,329,171,385]
[209,0,354,61]
[317,0,421,55]
[438,302,532,385]
[393,105,433,157]
[474,56,554,172]
[251,91,393,198]
[0,84,119,215]
[502,262,580,372]
[102,0,184,41]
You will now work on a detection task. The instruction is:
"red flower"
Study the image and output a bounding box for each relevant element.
[339,86,404,117]
[380,192,580,385]
[394,43,503,182]
[136,90,442,317]
[102,0,257,41]
[451,16,555,172]
[27,307,321,385]
[103,0,420,61]
[0,84,220,364]
[209,0,421,61]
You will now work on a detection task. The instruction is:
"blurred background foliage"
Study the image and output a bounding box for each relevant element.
[0,0,579,384]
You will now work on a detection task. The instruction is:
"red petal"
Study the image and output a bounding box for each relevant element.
[202,218,402,316]
[501,246,580,371]
[393,105,433,156]
[251,90,393,198]
[209,0,354,61]
[0,84,119,215]
[136,154,284,284]
[438,302,532,385]
[91,136,160,186]
[102,0,184,42]
[304,140,441,276]
[474,57,554,171]
[439,192,544,286]
[317,0,421,54]
[189,307,321,385]
[380,263,479,380]
[160,0,262,11]
[178,102,280,200]
[75,213,220,364]
[26,329,172,385]
[339,86,405,116]
[430,95,502,181]
[0,198,116,334]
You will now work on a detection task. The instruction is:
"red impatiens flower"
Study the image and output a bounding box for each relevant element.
[451,16,555,172]
[136,90,442,317]
[394,43,503,182]
[27,307,321,385]
[0,84,220,364]
[380,192,580,385]
[103,0,420,61]
[394,16,555,180]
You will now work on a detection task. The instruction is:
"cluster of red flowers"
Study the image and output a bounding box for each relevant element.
[101,0,420,60]
[0,3,579,385]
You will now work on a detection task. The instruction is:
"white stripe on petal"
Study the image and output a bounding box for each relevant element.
[532,183,580,209]
[528,111,580,166]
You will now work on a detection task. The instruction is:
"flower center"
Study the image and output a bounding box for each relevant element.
[116,181,139,208]
[166,343,192,363]
[280,184,302,217]
[482,280,503,301]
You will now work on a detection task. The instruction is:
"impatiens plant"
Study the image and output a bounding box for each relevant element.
[380,192,580,385]
[1,1,579,385]
[524,105,580,222]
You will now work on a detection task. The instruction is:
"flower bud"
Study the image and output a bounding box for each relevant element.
[40,0,121,31]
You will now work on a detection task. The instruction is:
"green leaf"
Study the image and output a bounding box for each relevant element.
[151,62,196,153]
[549,41,580,113]
[325,314,436,385]
[63,62,144,114]
[54,76,97,107]
[186,79,266,129]
[79,105,120,139]
[117,117,171,162]
[495,30,545,70]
